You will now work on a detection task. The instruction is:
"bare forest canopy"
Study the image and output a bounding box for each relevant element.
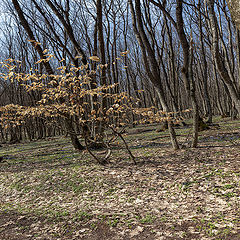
[0,0,240,155]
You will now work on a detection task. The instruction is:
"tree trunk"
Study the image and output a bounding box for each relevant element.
[129,0,179,150]
[176,0,199,147]
[207,0,240,116]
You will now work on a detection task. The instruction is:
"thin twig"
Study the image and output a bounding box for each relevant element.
[109,126,136,164]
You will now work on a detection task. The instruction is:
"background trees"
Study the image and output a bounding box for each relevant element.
[0,0,239,147]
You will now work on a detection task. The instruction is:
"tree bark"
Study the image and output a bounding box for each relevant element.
[176,0,199,147]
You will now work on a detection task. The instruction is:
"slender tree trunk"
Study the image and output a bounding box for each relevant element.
[129,0,179,149]
[176,0,199,147]
[207,0,240,116]
[198,1,212,123]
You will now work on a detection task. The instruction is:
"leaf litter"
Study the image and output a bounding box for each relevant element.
[0,120,239,239]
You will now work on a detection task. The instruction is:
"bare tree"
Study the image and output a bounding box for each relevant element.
[207,0,240,116]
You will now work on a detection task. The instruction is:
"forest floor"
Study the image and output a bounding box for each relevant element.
[0,117,240,240]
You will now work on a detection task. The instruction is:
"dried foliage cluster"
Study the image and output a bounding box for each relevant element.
[0,57,189,164]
